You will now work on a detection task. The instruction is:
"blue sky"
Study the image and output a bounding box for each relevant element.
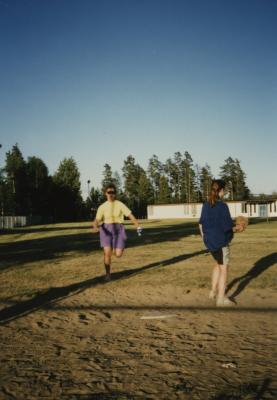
[0,0,276,196]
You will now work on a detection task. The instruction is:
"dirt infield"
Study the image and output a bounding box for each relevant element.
[0,219,276,399]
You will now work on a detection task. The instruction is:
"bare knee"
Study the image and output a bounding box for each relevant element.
[115,249,124,258]
[219,264,228,278]
[104,248,112,261]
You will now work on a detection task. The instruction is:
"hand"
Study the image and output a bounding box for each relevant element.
[137,227,143,236]
[92,227,99,233]
[235,224,244,233]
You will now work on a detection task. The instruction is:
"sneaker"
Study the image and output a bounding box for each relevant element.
[216,297,234,307]
[209,290,216,299]
[104,274,111,282]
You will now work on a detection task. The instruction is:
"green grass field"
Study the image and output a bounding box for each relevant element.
[1,218,276,303]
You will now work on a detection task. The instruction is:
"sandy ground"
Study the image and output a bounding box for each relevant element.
[0,221,277,399]
[1,284,277,399]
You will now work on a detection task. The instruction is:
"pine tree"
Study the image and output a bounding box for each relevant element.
[181,151,196,202]
[5,144,28,214]
[122,155,141,212]
[122,155,152,216]
[200,164,213,201]
[157,176,171,204]
[87,186,102,218]
[219,157,236,200]
[147,155,163,200]
[101,163,113,192]
[194,164,202,202]
[0,167,7,217]
[234,159,250,200]
[112,171,123,196]
[220,157,250,200]
[26,156,49,215]
[53,157,81,192]
[164,157,179,201]
[53,157,82,221]
[173,152,183,201]
[163,152,183,202]
[137,170,154,217]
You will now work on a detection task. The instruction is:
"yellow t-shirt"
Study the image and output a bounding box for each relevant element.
[96,200,131,224]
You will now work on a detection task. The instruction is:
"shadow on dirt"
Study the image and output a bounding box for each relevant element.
[0,249,206,324]
[226,253,277,299]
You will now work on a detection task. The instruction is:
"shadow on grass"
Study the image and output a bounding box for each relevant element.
[226,253,277,299]
[247,217,277,225]
[0,221,199,271]
[0,249,206,324]
[0,225,91,235]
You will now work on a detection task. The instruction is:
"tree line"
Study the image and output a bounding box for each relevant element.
[0,144,252,221]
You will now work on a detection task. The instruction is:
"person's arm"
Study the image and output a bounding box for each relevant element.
[121,202,142,234]
[92,206,103,232]
[199,203,205,239]
[127,211,143,236]
[199,223,204,238]
[221,203,243,233]
[221,203,234,232]
[233,224,244,233]
[92,218,100,232]
[128,213,143,236]
[121,202,139,227]
[128,213,140,227]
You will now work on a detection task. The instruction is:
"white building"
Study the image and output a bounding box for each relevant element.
[147,199,277,220]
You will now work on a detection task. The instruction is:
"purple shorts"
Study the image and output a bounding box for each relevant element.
[99,223,127,249]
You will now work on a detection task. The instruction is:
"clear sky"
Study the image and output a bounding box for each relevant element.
[0,0,276,196]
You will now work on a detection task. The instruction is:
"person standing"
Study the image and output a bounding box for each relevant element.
[199,179,243,306]
[93,183,142,281]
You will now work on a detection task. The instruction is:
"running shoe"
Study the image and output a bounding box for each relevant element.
[216,297,234,307]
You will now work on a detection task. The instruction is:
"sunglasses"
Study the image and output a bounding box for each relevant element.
[107,190,116,194]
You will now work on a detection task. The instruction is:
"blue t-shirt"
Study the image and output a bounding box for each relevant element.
[199,201,234,251]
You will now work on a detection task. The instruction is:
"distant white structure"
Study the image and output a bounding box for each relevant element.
[0,216,30,229]
[147,199,277,220]
[0,216,51,229]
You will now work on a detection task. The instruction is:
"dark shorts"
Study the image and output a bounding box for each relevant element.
[210,246,230,266]
[100,223,127,249]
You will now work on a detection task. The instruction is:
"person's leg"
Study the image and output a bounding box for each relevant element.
[113,224,126,259]
[217,247,233,306]
[210,249,223,299]
[217,264,228,300]
[100,224,113,280]
[115,248,124,258]
[210,264,220,298]
[103,247,112,280]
